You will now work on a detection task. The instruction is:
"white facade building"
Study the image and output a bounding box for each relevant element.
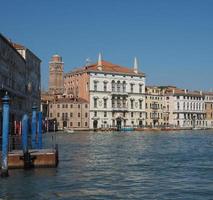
[165,88,206,128]
[89,55,146,129]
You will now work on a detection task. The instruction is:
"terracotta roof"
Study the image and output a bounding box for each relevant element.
[11,42,25,49]
[165,88,203,97]
[203,92,213,96]
[66,60,145,76]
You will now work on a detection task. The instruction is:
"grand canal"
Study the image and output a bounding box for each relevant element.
[0,130,213,199]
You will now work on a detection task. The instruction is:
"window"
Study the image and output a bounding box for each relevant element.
[117,97,121,108]
[85,122,88,126]
[70,104,73,108]
[85,112,88,117]
[123,81,126,92]
[139,100,142,109]
[78,122,81,127]
[140,112,142,117]
[112,81,115,92]
[117,81,121,92]
[78,104,80,108]
[112,97,115,108]
[94,81,97,91]
[130,83,134,93]
[94,111,97,117]
[131,112,134,117]
[104,99,107,108]
[139,84,143,93]
[57,104,60,108]
[104,112,107,117]
[57,113,60,117]
[104,82,107,91]
[70,122,72,126]
[65,104,68,108]
[70,113,73,117]
[131,99,134,109]
[85,104,88,108]
[177,102,180,110]
[78,113,80,117]
[94,98,97,108]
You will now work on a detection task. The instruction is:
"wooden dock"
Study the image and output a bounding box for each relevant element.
[1,149,58,169]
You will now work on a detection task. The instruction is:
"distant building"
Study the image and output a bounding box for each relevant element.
[165,88,206,128]
[203,92,213,127]
[48,54,64,95]
[64,54,146,129]
[145,86,166,127]
[48,95,89,130]
[0,33,41,132]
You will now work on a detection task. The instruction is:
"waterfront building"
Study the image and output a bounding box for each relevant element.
[64,54,146,129]
[203,92,213,127]
[48,54,64,95]
[164,88,206,128]
[12,42,41,111]
[145,86,166,127]
[0,33,41,131]
[48,95,89,130]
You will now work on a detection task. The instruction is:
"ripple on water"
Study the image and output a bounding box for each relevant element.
[0,130,213,200]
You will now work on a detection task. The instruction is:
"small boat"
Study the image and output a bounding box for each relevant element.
[64,129,74,133]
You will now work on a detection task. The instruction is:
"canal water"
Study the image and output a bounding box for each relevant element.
[0,130,213,200]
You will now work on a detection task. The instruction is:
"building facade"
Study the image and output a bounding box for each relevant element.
[204,92,213,127]
[48,54,64,95]
[64,54,146,129]
[0,33,41,132]
[145,86,165,127]
[165,88,206,128]
[48,95,89,130]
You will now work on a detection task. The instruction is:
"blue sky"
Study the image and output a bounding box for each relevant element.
[1,0,213,91]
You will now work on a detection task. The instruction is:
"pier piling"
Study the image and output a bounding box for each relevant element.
[1,93,10,177]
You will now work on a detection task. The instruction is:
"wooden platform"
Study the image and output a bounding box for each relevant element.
[1,149,58,169]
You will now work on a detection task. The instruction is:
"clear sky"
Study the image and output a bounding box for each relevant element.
[1,0,213,91]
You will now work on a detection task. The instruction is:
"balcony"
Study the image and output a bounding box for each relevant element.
[151,116,159,120]
[61,117,68,121]
[150,104,159,110]
[111,89,128,96]
[112,107,128,112]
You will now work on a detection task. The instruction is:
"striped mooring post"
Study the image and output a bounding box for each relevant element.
[31,104,37,149]
[1,92,10,177]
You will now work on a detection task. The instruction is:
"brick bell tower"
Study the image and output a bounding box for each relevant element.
[48,54,64,94]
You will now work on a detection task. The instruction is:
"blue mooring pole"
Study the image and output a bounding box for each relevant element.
[31,104,37,149]
[22,114,29,153]
[37,112,42,149]
[1,93,10,177]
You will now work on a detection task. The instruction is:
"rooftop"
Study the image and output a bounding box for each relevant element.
[65,60,145,77]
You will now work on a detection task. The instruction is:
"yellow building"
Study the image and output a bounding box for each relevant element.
[145,86,166,127]
[204,92,213,127]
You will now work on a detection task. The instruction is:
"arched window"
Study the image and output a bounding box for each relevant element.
[117,81,121,92]
[111,80,115,92]
[123,81,126,92]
